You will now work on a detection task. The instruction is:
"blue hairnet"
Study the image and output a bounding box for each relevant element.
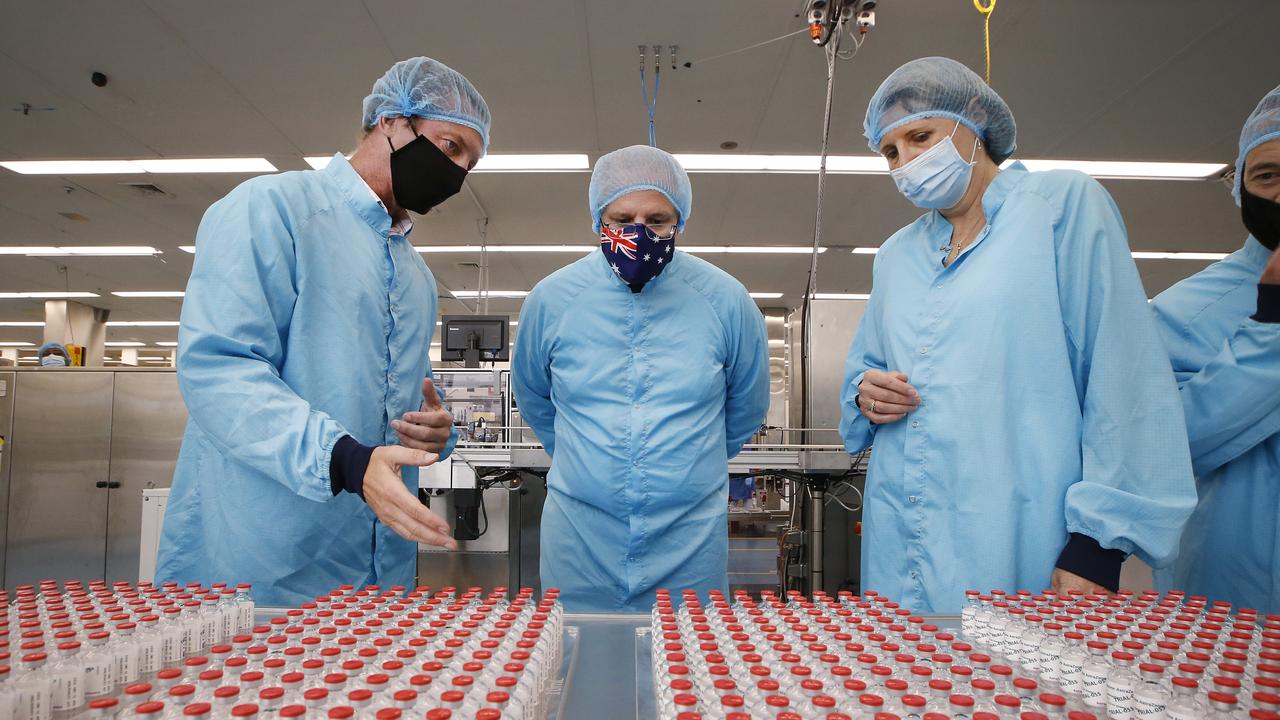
[864,57,1017,164]
[1233,83,1280,205]
[362,57,491,154]
[589,145,692,232]
[37,341,67,357]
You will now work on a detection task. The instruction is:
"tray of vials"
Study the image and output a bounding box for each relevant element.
[2,580,567,720]
[645,587,1280,720]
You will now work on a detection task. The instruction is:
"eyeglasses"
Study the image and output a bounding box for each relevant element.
[602,222,678,240]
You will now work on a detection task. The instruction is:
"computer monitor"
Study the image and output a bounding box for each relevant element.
[441,315,509,365]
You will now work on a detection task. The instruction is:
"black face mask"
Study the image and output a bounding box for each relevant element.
[1241,181,1280,251]
[387,131,468,215]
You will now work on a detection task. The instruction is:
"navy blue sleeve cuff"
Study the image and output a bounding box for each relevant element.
[1055,533,1125,592]
[330,435,375,499]
[1252,283,1280,323]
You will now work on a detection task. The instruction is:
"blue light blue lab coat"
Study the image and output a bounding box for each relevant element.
[513,250,770,612]
[839,162,1197,613]
[157,154,456,607]
[1152,237,1280,612]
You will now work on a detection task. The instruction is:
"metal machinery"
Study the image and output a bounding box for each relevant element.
[419,329,869,597]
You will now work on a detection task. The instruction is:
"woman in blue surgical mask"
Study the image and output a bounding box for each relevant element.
[837,57,1197,612]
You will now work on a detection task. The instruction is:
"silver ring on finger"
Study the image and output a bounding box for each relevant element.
[869,399,877,413]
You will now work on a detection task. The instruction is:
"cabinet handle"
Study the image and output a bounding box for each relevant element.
[95,481,108,488]
[107,481,121,489]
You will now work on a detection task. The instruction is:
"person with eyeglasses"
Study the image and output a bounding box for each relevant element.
[1151,83,1280,612]
[512,145,771,612]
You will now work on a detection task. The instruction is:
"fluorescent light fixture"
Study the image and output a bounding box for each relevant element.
[307,154,589,173]
[1011,159,1227,180]
[852,247,880,255]
[449,291,529,299]
[0,341,34,347]
[112,291,186,298]
[106,321,181,327]
[1130,251,1229,260]
[418,245,592,254]
[0,321,45,327]
[105,341,146,347]
[4,246,160,257]
[0,291,99,299]
[304,156,337,170]
[1,160,144,175]
[417,245,825,255]
[674,154,888,174]
[472,154,589,172]
[133,158,276,173]
[750,292,784,299]
[812,293,871,300]
[179,246,196,254]
[685,246,826,255]
[156,341,179,347]
[2,158,276,175]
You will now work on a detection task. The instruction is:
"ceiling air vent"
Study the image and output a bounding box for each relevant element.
[121,182,171,198]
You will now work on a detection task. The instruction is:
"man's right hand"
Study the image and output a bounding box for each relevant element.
[858,370,920,425]
[362,446,458,550]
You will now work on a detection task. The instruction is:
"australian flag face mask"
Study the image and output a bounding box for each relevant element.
[599,222,676,292]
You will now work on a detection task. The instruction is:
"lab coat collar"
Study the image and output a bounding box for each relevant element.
[1242,234,1273,269]
[980,160,1029,221]
[924,161,1028,234]
[322,153,398,238]
[591,243,683,292]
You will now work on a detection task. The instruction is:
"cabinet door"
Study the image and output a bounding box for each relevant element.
[6,371,113,586]
[106,372,187,583]
[0,371,15,583]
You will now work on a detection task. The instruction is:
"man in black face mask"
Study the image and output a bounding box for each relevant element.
[1150,83,1280,613]
[158,57,489,605]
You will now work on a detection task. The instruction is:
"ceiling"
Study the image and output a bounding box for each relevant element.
[1,0,1277,353]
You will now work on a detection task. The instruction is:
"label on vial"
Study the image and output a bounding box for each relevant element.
[1058,657,1084,694]
[51,671,82,711]
[17,684,51,720]
[138,639,160,674]
[1081,665,1109,707]
[161,631,183,664]
[115,648,139,684]
[82,659,110,696]
[1038,647,1061,682]
[238,603,255,633]
[1020,637,1042,672]
[1133,692,1168,719]
[222,612,235,640]
[1106,676,1137,720]
[181,624,198,655]
[1164,701,1203,720]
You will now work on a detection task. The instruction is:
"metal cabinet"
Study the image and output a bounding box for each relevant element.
[6,371,115,587]
[106,372,187,583]
[0,371,14,583]
[2,370,186,587]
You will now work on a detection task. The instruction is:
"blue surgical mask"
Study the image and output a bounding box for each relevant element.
[889,121,981,210]
[599,223,676,292]
[40,354,67,367]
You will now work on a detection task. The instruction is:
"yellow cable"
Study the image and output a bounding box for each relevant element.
[973,0,996,83]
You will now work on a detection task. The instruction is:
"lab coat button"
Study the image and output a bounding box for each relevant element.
[911,421,920,428]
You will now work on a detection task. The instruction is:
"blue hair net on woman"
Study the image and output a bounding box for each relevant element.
[1233,84,1280,205]
[362,57,491,154]
[588,145,692,233]
[864,56,1017,164]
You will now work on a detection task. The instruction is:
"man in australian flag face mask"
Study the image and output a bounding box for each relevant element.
[512,145,771,612]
